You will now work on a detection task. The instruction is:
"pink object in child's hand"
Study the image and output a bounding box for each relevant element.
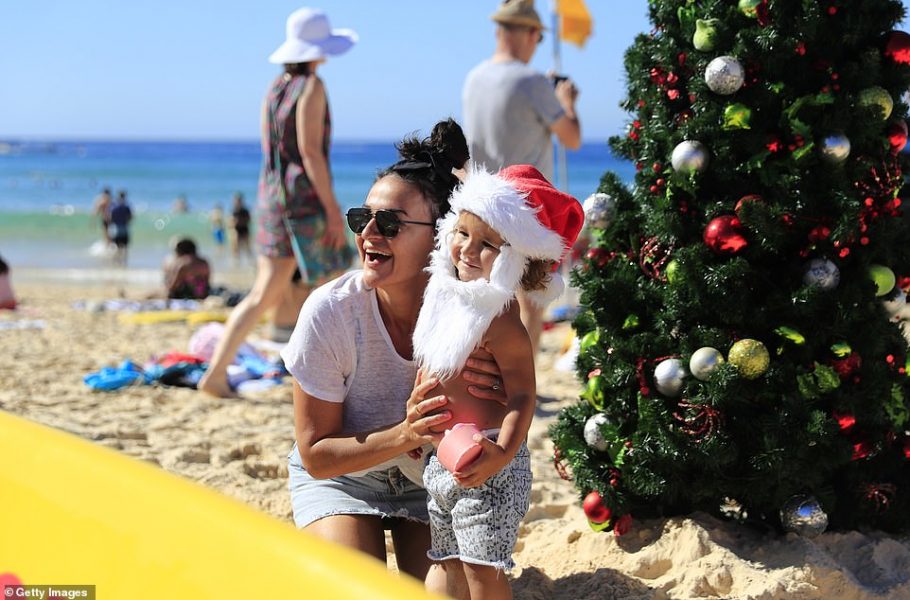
[437,423,483,473]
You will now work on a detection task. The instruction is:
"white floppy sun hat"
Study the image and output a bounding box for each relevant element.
[268,7,358,64]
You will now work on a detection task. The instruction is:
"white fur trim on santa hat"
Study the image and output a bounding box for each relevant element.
[448,167,567,262]
[524,271,565,308]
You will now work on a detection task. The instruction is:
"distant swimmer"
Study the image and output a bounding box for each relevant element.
[109,190,133,267]
[92,187,113,244]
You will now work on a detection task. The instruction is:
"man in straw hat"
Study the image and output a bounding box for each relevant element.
[462,0,582,362]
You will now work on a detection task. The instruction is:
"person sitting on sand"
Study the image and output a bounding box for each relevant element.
[0,254,17,310]
[163,238,211,300]
[412,165,582,599]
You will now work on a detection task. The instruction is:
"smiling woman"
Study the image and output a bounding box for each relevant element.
[278,118,507,590]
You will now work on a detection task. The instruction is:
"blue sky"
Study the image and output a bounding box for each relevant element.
[1,1,908,143]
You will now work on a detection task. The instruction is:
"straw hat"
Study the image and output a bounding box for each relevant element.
[491,0,547,30]
[268,8,358,64]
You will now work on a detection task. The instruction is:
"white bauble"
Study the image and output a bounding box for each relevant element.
[882,288,907,321]
[671,140,710,174]
[803,258,840,291]
[705,56,745,95]
[583,192,616,229]
[583,413,611,451]
[820,133,851,164]
[654,358,687,397]
[780,494,828,538]
[689,347,725,381]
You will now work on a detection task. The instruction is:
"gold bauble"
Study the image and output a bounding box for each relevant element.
[728,339,770,379]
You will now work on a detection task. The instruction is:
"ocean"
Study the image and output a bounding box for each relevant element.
[0,140,634,275]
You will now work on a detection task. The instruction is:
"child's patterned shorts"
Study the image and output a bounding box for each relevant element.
[423,443,531,571]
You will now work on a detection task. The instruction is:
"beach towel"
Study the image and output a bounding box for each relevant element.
[84,360,149,391]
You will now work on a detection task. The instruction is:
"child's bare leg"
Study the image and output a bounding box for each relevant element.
[425,559,469,600]
[463,563,510,600]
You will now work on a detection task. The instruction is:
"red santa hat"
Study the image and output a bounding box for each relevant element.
[441,164,584,306]
[413,166,583,379]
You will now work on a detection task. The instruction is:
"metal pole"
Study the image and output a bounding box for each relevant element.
[551,4,569,192]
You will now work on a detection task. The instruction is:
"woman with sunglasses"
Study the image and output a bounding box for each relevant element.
[280,119,504,586]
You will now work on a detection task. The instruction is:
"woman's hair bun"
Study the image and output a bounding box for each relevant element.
[428,118,469,172]
[380,118,471,219]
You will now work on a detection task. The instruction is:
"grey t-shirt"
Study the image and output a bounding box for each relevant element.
[462,59,565,182]
[280,270,425,480]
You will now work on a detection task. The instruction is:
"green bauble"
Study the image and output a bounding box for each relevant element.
[728,339,770,379]
[665,259,680,284]
[738,0,762,17]
[868,264,896,297]
[583,376,607,410]
[693,19,720,51]
[723,103,752,130]
[858,87,894,121]
[580,329,601,352]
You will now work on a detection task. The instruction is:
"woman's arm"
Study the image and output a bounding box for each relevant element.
[296,76,346,250]
[293,372,452,479]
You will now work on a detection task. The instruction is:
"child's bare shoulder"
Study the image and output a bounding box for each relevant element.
[484,302,528,344]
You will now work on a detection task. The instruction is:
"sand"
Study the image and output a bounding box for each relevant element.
[3,276,910,600]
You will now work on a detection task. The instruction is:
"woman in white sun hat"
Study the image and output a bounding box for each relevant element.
[199,8,357,398]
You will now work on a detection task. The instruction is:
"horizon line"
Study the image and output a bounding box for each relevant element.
[0,135,613,146]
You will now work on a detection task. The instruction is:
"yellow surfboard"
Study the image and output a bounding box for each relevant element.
[0,411,438,599]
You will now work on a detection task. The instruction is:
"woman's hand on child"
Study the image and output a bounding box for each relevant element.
[453,435,508,488]
[403,370,451,446]
[462,348,508,406]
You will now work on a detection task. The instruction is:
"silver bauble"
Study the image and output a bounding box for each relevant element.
[583,413,611,451]
[654,358,687,397]
[803,258,840,291]
[705,56,745,95]
[780,494,828,537]
[820,133,851,164]
[689,347,725,381]
[671,140,710,174]
[882,288,907,320]
[583,192,616,230]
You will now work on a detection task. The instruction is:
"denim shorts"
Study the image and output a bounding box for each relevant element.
[287,444,430,529]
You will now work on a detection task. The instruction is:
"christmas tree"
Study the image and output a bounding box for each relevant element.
[550,0,910,535]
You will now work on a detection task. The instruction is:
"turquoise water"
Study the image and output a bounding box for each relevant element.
[0,140,633,270]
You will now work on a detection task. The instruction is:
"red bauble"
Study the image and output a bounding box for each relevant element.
[833,411,856,432]
[887,120,908,155]
[703,215,748,254]
[852,440,873,461]
[583,490,612,523]
[613,514,633,537]
[831,353,862,380]
[884,31,910,65]
[734,194,763,216]
[903,438,910,460]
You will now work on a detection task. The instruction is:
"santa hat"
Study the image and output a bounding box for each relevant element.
[443,164,584,306]
[413,165,583,379]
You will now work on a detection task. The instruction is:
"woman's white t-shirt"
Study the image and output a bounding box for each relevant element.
[280,270,425,480]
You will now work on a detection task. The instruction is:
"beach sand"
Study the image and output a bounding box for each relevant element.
[3,276,910,599]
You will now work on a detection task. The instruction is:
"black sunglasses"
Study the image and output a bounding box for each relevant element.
[346,207,435,238]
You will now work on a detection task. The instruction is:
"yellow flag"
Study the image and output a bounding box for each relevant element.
[556,0,593,48]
